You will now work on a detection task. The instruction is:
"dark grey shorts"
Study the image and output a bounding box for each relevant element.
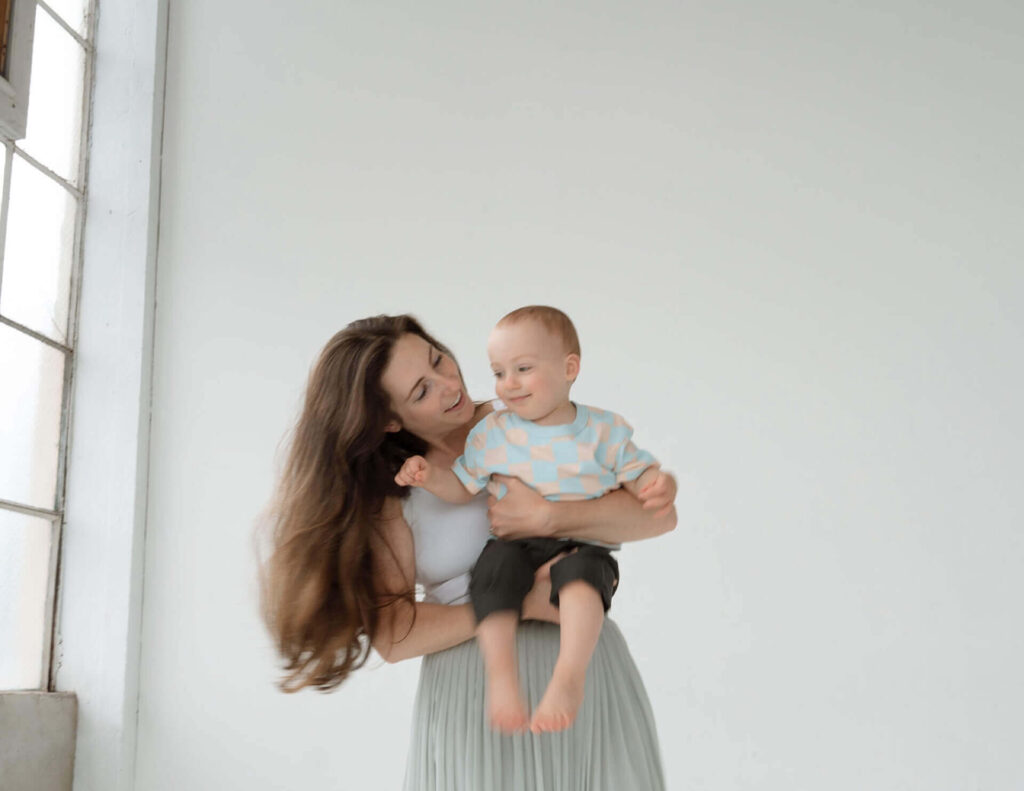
[468,537,619,623]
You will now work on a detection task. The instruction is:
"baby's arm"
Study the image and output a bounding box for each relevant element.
[395,456,476,504]
[601,411,677,518]
[622,466,677,518]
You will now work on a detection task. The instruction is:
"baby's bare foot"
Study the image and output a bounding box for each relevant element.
[529,673,585,733]
[487,674,529,733]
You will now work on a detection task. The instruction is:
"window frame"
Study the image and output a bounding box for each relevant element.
[0,0,93,692]
[0,0,166,784]
[0,0,36,140]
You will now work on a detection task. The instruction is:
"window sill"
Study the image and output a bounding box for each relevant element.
[0,691,77,791]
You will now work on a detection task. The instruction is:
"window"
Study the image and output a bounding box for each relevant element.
[1,0,92,691]
[0,0,35,139]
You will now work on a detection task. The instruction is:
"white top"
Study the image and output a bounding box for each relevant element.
[401,487,492,605]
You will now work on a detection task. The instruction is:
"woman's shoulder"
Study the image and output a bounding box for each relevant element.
[472,399,503,422]
[376,497,412,538]
[370,498,416,590]
[460,400,500,442]
[471,399,512,428]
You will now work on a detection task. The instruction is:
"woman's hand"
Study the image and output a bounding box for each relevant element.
[519,556,563,624]
[487,475,555,540]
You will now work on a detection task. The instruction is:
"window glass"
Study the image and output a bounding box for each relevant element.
[0,510,52,690]
[0,323,65,510]
[19,6,86,185]
[0,154,77,344]
[0,0,93,693]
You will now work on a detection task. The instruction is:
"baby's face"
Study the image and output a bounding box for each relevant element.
[487,320,576,424]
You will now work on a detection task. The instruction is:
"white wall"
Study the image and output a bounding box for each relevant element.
[136,2,1024,789]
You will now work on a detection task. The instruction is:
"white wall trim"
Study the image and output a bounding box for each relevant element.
[53,1,168,790]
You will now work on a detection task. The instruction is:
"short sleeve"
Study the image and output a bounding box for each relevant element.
[451,417,491,494]
[600,413,658,483]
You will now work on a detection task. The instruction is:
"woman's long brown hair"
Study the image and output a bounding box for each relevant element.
[260,315,454,692]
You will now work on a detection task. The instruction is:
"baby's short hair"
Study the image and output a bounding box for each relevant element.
[497,305,581,357]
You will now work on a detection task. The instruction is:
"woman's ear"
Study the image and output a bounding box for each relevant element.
[384,420,401,433]
[565,354,581,382]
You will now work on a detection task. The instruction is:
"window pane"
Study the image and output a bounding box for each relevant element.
[0,155,77,344]
[40,0,90,39]
[0,325,65,509]
[19,6,86,184]
[0,510,52,690]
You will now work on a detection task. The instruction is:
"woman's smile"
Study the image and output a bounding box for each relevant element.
[445,391,466,412]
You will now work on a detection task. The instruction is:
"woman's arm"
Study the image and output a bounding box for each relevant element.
[370,499,561,663]
[486,474,677,544]
[370,502,477,663]
[377,602,477,664]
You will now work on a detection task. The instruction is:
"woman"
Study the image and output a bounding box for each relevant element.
[262,314,674,790]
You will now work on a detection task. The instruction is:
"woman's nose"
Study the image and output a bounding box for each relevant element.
[441,377,461,397]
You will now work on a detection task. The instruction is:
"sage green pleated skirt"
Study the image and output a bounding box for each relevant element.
[403,619,665,791]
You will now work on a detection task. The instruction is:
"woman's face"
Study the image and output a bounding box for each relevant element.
[380,333,474,439]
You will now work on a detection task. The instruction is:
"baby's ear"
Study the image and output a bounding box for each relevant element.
[565,354,581,382]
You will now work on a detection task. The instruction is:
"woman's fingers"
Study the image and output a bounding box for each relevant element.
[537,548,577,577]
[535,553,561,580]
[522,561,562,623]
[487,475,553,538]
[523,551,577,623]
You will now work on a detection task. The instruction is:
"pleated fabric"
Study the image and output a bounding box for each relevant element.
[403,619,665,790]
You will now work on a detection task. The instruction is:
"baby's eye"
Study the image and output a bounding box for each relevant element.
[492,371,503,379]
[432,354,442,368]
[517,366,531,373]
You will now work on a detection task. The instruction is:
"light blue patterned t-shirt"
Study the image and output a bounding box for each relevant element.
[451,403,657,501]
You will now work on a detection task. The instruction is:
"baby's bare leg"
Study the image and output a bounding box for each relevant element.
[530,580,603,733]
[477,611,529,732]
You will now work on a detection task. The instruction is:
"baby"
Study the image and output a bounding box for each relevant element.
[395,306,675,733]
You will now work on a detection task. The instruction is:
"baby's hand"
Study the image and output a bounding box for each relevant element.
[638,470,677,518]
[395,456,431,488]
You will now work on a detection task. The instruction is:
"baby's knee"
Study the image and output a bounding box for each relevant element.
[548,550,619,612]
